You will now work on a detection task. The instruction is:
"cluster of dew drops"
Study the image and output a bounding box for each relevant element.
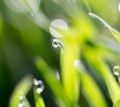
[17,72,61,107]
[18,79,45,107]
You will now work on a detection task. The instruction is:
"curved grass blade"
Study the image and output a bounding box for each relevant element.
[89,12,120,42]
[34,57,70,107]
[9,75,33,107]
[80,72,108,107]
[95,61,120,107]
[60,45,80,105]
[76,62,108,107]
[85,56,120,107]
[33,88,46,107]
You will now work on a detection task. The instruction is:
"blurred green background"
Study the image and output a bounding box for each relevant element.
[0,0,120,107]
[0,0,60,106]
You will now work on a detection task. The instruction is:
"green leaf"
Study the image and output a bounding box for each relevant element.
[60,44,80,105]
[96,61,120,106]
[34,57,70,107]
[86,57,120,107]
[89,12,120,42]
[33,88,46,107]
[77,63,108,107]
[9,75,33,107]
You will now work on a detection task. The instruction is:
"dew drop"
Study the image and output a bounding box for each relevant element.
[74,60,84,73]
[49,19,68,38]
[113,71,119,76]
[18,103,24,107]
[33,79,44,94]
[113,65,120,74]
[18,96,25,107]
[74,60,81,68]
[55,71,60,80]
[52,39,63,48]
[19,96,24,101]
[113,65,120,82]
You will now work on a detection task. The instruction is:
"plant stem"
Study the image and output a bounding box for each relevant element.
[61,43,80,105]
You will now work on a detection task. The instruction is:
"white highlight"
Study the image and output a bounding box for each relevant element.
[113,71,119,76]
[119,3,120,12]
[88,12,111,29]
[49,19,68,38]
[74,60,81,68]
[56,71,60,80]
[52,39,63,48]
[18,103,24,107]
[33,79,44,94]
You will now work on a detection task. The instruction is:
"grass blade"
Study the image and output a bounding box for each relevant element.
[33,88,46,107]
[34,57,70,107]
[9,75,33,107]
[89,12,120,42]
[76,62,108,107]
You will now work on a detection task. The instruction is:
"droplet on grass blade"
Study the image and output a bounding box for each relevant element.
[49,19,68,38]
[18,102,24,107]
[33,79,44,94]
[55,71,60,80]
[9,75,32,107]
[18,103,24,107]
[52,39,64,48]
[33,79,46,107]
[74,60,85,73]
[113,65,120,75]
[74,60,81,68]
[113,65,120,83]
[18,96,25,107]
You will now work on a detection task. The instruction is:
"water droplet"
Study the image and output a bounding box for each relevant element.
[74,60,81,68]
[113,65,120,74]
[18,96,25,107]
[55,71,60,80]
[17,91,24,100]
[113,71,119,76]
[19,96,24,100]
[52,39,63,48]
[18,103,24,107]
[49,19,68,38]
[113,65,120,82]
[33,79,44,94]
[74,60,85,73]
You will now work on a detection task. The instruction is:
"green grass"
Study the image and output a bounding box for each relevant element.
[1,0,120,107]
